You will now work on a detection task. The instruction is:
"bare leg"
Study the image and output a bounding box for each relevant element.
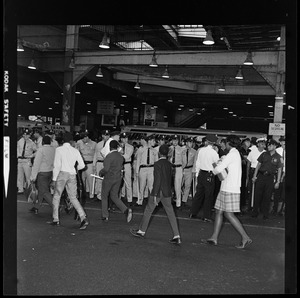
[224,211,252,245]
[207,209,224,244]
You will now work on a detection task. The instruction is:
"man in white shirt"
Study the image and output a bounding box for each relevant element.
[119,132,134,205]
[51,132,89,229]
[100,131,120,158]
[190,134,219,221]
[202,135,252,249]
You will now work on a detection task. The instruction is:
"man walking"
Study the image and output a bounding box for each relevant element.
[99,140,133,222]
[130,144,181,244]
[51,132,89,229]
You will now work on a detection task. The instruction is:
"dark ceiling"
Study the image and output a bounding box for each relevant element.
[17,24,287,133]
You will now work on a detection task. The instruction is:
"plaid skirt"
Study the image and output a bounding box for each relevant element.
[214,191,240,212]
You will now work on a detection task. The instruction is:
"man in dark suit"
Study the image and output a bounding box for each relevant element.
[130,144,181,244]
[99,140,132,222]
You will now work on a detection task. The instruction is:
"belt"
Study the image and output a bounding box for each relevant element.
[18,157,31,160]
[97,160,104,163]
[140,164,154,168]
[259,170,274,176]
[172,164,182,168]
[124,161,131,164]
[200,169,211,173]
[84,161,93,164]
[184,165,193,169]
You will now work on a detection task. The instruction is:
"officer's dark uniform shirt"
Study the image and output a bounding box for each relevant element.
[257,151,283,175]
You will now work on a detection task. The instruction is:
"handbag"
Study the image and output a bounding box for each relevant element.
[26,182,38,203]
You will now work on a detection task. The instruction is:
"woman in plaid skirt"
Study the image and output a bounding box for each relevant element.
[202,135,252,249]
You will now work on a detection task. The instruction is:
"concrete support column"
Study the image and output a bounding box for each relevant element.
[61,25,79,132]
[273,26,285,141]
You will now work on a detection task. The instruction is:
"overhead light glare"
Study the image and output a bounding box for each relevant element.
[246,98,252,105]
[134,76,140,89]
[17,83,22,93]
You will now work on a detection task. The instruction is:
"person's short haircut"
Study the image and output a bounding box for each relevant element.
[220,138,226,144]
[63,132,73,142]
[159,144,169,156]
[226,135,241,148]
[42,135,51,145]
[110,140,119,150]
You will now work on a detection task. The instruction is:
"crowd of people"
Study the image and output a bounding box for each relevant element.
[17,127,285,247]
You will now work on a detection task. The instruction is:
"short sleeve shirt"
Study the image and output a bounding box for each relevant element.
[257,151,283,174]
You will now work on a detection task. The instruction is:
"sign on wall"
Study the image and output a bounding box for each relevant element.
[97,101,114,115]
[268,123,285,135]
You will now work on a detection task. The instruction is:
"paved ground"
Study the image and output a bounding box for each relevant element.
[16,194,285,295]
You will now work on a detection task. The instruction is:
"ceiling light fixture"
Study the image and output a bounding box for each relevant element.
[235,66,244,80]
[244,51,254,65]
[28,58,36,70]
[203,29,214,45]
[17,83,22,93]
[218,79,226,92]
[149,51,158,67]
[96,65,103,77]
[69,51,75,69]
[246,98,252,104]
[134,76,140,89]
[99,32,110,49]
[17,39,24,51]
[162,66,169,78]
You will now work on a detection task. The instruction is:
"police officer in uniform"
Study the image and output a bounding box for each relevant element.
[76,130,97,199]
[251,139,283,219]
[168,135,186,208]
[154,135,166,152]
[190,134,219,221]
[17,129,37,193]
[92,129,110,200]
[181,137,197,207]
[135,135,158,206]
[33,128,43,150]
[119,132,134,205]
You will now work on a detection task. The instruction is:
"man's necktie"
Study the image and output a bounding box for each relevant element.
[147,147,150,164]
[22,140,26,157]
[172,147,175,164]
[186,149,189,165]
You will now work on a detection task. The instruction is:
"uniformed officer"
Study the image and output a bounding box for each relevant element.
[251,139,283,219]
[17,129,37,193]
[135,135,158,206]
[119,132,134,205]
[45,129,59,148]
[92,129,110,200]
[100,130,120,158]
[76,130,97,199]
[181,137,197,207]
[168,135,186,208]
[190,134,219,221]
[132,135,145,200]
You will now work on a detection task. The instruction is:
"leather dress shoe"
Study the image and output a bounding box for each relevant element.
[169,237,181,245]
[130,229,145,238]
[101,217,108,221]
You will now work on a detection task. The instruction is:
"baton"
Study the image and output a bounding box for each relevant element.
[251,182,255,207]
[136,173,140,201]
[90,174,104,180]
[91,176,96,196]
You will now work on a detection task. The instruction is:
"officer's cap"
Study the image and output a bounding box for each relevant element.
[120,132,128,139]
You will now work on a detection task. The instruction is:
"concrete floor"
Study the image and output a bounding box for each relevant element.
[16,194,285,295]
